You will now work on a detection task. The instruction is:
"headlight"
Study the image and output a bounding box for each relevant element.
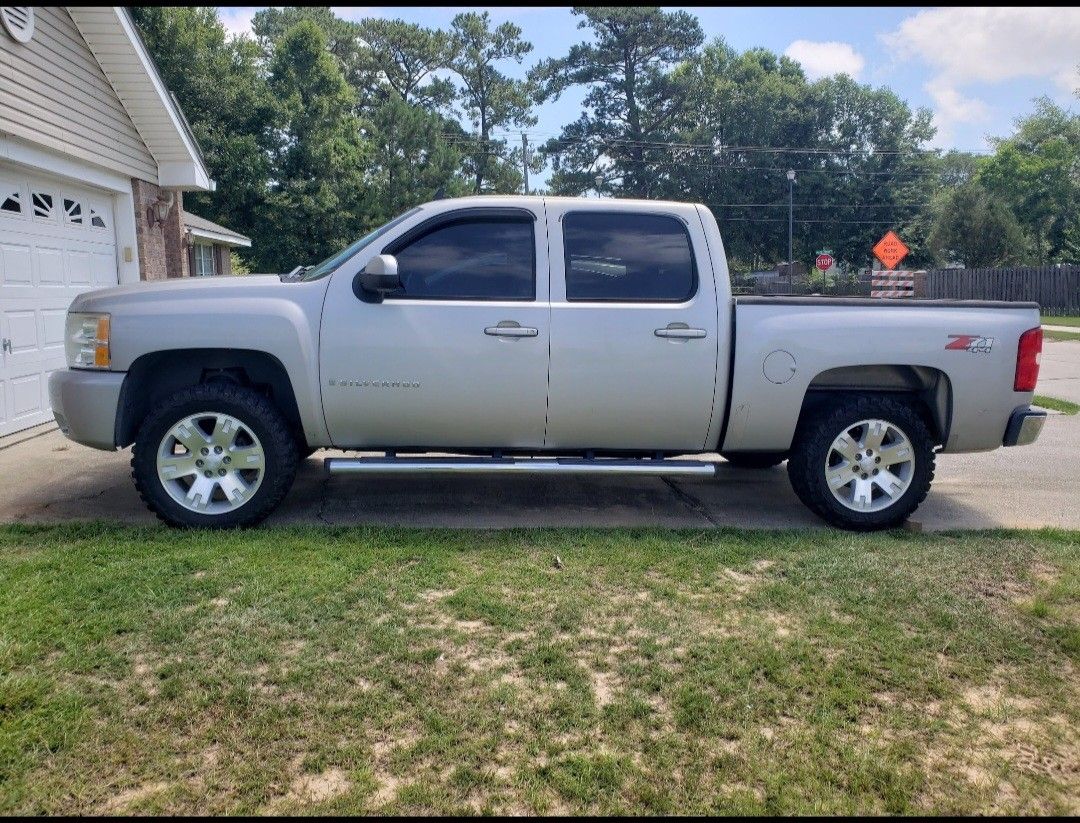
[65,312,111,369]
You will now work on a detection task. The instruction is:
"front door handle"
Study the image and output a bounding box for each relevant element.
[654,326,706,339]
[485,323,538,338]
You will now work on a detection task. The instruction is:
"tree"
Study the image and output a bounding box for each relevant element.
[262,21,370,270]
[534,6,704,197]
[663,41,815,268]
[927,181,1026,267]
[362,96,471,223]
[251,6,370,92]
[129,7,274,268]
[648,39,936,271]
[448,12,535,194]
[356,18,455,109]
[979,98,1080,264]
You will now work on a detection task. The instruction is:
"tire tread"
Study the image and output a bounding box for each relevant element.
[787,395,935,531]
[131,383,298,528]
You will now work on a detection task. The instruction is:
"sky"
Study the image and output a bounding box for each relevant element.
[216,6,1080,188]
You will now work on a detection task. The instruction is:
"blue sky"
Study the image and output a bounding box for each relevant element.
[217,6,1080,187]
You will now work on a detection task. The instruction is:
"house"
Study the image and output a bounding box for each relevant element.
[0,6,248,437]
[183,211,251,276]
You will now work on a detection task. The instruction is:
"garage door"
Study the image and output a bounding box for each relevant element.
[0,165,118,436]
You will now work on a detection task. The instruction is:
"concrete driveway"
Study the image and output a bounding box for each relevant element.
[3,341,1078,531]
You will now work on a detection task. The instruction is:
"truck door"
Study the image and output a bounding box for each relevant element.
[319,204,550,449]
[544,202,719,452]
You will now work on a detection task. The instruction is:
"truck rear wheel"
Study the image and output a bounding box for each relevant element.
[131,383,299,528]
[787,396,935,531]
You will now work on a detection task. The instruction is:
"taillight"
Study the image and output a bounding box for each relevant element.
[1014,327,1042,392]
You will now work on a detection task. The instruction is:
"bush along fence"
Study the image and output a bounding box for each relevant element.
[733,265,1079,313]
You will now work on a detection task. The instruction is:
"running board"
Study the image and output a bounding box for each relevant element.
[324,456,717,477]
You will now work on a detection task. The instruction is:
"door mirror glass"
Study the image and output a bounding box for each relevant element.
[355,254,400,300]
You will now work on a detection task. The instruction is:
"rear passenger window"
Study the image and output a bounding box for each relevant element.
[563,212,696,302]
[388,216,534,300]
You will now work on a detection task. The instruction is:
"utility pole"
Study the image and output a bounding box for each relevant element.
[786,169,796,290]
[521,133,529,195]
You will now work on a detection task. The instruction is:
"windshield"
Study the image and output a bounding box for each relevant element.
[299,207,422,281]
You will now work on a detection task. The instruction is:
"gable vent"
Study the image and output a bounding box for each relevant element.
[1,7,34,43]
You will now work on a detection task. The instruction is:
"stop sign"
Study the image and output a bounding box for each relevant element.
[816,253,834,272]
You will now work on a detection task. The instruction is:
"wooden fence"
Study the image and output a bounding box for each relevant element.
[925,266,1080,314]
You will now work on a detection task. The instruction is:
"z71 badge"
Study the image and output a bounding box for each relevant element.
[945,334,994,353]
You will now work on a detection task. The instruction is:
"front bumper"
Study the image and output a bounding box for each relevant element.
[1003,406,1046,447]
[48,369,125,450]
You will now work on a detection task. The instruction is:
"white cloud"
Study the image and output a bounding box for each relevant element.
[784,40,865,81]
[885,7,1080,138]
[218,6,262,39]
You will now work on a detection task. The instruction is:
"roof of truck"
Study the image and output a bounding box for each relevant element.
[429,194,703,210]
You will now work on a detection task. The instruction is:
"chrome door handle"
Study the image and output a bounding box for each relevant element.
[1,338,11,354]
[654,327,706,339]
[485,325,538,337]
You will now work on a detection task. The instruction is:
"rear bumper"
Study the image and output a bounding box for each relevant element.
[1003,406,1046,447]
[48,369,124,451]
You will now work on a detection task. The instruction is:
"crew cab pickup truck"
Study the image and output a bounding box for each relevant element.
[49,196,1046,530]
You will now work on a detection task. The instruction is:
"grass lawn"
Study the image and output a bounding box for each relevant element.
[1,525,1077,815]
[1042,316,1080,328]
[1043,329,1080,343]
[1034,395,1080,415]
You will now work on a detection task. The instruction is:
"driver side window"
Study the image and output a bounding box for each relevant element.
[386,216,535,300]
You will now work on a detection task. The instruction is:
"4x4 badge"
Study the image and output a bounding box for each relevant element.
[945,335,994,353]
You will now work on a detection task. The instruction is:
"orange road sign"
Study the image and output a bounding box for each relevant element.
[872,230,909,270]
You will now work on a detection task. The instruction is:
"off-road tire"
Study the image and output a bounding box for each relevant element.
[131,383,299,528]
[787,395,935,531]
[720,451,787,469]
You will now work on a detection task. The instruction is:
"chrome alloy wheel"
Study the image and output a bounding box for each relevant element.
[824,418,915,512]
[156,412,265,515]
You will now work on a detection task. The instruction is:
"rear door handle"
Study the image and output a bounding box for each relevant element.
[485,324,538,338]
[654,327,706,339]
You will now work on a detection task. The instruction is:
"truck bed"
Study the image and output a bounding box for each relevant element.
[723,296,1042,454]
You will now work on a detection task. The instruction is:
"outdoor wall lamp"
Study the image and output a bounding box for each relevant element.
[148,190,175,228]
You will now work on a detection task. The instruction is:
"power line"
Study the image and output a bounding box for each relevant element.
[718,217,909,224]
[458,131,994,157]
[437,136,953,179]
[711,202,932,209]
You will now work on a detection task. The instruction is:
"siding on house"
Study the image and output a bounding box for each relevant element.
[0,6,157,183]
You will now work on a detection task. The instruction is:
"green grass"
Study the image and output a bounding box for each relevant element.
[1034,395,1080,415]
[1,524,1078,815]
[1043,329,1080,343]
[1042,315,1080,328]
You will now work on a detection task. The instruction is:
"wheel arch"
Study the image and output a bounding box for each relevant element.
[115,349,303,448]
[798,364,952,445]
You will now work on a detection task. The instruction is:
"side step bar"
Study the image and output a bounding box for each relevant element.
[324,456,717,477]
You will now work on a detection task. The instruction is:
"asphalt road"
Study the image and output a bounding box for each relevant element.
[2,341,1078,532]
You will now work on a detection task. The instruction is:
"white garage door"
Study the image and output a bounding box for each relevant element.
[0,165,119,436]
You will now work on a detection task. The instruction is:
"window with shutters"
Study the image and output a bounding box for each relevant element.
[193,242,217,276]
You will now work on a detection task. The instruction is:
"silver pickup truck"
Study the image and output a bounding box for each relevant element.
[49,196,1046,530]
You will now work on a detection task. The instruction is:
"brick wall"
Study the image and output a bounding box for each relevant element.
[216,244,232,276]
[130,178,188,281]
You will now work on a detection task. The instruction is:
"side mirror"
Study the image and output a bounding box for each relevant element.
[354,254,400,302]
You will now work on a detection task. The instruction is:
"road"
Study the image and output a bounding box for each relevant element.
[2,341,1078,532]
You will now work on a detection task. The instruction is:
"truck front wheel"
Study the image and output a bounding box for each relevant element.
[131,383,299,528]
[787,396,935,531]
